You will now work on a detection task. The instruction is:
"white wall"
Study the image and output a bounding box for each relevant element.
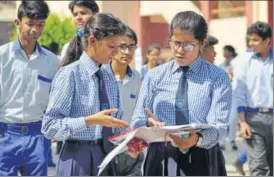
[209,16,247,65]
[140,1,202,23]
[252,1,269,23]
[0,3,16,21]
[100,1,136,27]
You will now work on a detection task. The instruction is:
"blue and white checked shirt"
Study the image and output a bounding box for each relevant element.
[131,56,232,149]
[0,39,59,123]
[232,49,273,112]
[41,52,123,141]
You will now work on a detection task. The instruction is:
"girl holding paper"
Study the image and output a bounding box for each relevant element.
[130,11,231,176]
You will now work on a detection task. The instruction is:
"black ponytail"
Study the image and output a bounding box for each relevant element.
[62,13,126,67]
[62,36,83,66]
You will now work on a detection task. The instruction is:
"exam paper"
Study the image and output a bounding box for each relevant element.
[97,123,228,175]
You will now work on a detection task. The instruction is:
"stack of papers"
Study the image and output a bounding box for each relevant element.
[98,123,228,175]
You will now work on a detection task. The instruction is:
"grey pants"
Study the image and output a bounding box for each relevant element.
[245,112,273,176]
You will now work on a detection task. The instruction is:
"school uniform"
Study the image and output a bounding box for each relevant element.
[41,51,123,176]
[219,60,238,147]
[233,49,273,176]
[0,39,59,175]
[131,56,232,175]
[104,64,143,175]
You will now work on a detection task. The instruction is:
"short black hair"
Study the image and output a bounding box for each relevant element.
[69,0,99,14]
[147,43,161,55]
[247,21,272,40]
[17,0,49,20]
[204,35,218,48]
[170,11,208,42]
[125,26,138,45]
[223,45,237,57]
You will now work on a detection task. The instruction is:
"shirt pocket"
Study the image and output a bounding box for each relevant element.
[36,73,52,109]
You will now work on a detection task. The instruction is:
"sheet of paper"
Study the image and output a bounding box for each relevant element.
[98,129,137,175]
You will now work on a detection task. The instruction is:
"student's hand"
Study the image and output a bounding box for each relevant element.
[85,108,129,128]
[168,130,199,149]
[145,108,165,127]
[238,113,252,139]
[239,122,252,139]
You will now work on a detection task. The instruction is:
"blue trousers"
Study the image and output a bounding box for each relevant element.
[48,141,53,163]
[0,122,50,176]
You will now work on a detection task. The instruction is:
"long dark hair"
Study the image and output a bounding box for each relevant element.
[125,25,138,45]
[62,13,126,66]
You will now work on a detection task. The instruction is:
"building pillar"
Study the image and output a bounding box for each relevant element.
[132,0,142,47]
[245,1,253,27]
[268,1,273,47]
[268,0,273,29]
[131,0,143,69]
[199,1,211,22]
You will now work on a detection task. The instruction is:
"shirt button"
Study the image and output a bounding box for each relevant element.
[176,100,183,108]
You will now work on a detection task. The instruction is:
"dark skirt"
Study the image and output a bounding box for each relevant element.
[56,140,115,176]
[143,142,227,176]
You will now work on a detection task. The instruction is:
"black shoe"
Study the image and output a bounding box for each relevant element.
[48,161,56,167]
[232,160,245,176]
[231,141,238,151]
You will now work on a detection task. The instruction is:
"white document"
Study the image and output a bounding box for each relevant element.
[97,123,227,175]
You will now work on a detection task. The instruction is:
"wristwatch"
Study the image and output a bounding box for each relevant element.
[196,132,203,147]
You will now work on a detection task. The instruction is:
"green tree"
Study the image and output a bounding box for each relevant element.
[9,13,76,54]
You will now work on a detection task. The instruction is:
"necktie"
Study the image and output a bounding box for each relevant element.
[95,69,114,154]
[164,66,190,175]
[175,66,190,125]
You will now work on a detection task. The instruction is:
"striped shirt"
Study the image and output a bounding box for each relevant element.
[131,56,232,149]
[41,52,123,141]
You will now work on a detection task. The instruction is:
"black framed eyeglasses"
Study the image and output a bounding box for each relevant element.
[169,40,200,52]
[117,44,137,53]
